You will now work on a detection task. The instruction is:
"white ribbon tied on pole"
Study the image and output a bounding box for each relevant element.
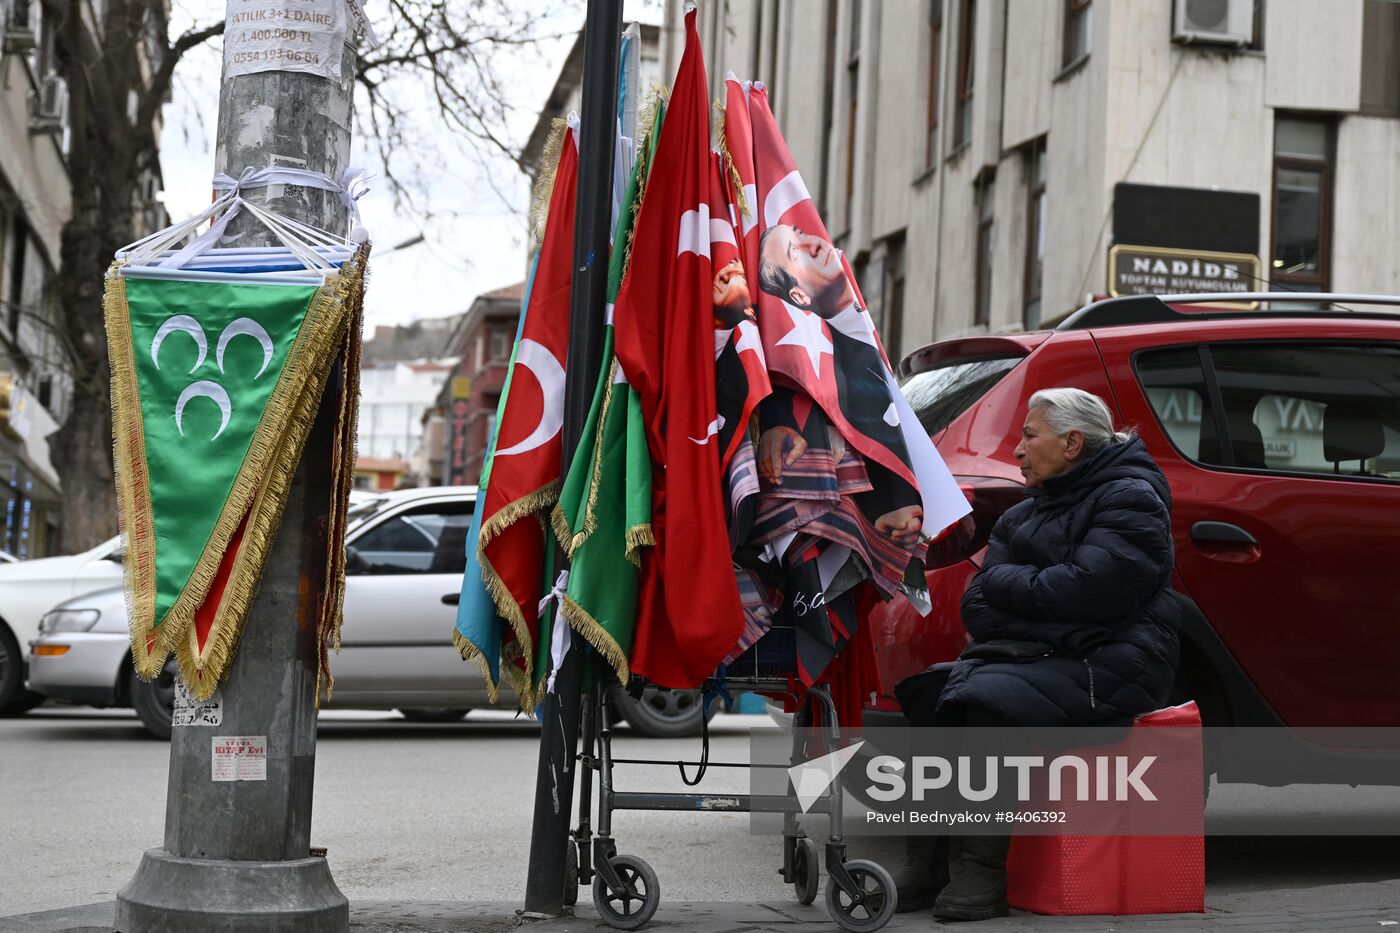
[539,570,572,695]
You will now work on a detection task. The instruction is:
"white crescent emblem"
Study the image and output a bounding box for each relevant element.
[495,339,565,457]
[763,170,811,228]
[151,315,208,373]
[175,380,232,440]
[217,318,275,379]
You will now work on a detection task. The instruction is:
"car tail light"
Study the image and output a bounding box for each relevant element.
[923,475,1025,569]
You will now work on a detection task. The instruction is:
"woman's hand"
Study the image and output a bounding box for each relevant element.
[759,426,807,484]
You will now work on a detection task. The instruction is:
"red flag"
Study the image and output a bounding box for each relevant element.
[613,10,743,688]
[709,150,770,469]
[723,75,762,311]
[742,87,918,488]
[476,125,578,696]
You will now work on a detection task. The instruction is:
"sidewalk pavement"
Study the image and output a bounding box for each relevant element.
[4,880,1399,933]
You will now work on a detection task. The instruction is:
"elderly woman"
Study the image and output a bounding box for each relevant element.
[896,387,1180,922]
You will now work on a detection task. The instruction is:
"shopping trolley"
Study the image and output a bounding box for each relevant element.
[567,618,897,932]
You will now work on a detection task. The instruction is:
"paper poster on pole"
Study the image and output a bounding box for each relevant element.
[173,680,223,727]
[211,735,268,781]
[224,0,348,80]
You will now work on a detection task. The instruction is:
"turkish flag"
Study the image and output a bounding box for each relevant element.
[709,150,770,470]
[477,123,577,684]
[613,10,743,688]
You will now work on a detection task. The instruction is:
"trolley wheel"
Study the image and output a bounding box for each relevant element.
[592,854,660,930]
[792,837,819,905]
[564,838,579,907]
[824,859,897,933]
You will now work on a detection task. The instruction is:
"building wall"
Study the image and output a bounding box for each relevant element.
[673,0,1400,363]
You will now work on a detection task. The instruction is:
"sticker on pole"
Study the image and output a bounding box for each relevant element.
[173,679,223,727]
[224,0,349,80]
[211,735,268,782]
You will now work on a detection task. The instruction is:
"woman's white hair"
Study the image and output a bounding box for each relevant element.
[1028,387,1134,453]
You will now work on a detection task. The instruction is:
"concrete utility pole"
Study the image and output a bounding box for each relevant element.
[114,11,357,933]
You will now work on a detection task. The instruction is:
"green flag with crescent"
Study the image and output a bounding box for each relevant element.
[106,254,364,699]
[551,98,664,686]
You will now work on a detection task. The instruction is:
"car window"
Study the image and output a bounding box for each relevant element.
[901,356,1022,436]
[1138,343,1400,481]
[348,500,474,575]
[1136,348,1218,462]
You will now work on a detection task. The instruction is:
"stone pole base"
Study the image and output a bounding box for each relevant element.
[114,848,348,933]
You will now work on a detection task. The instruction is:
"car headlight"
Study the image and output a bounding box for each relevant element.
[39,608,101,634]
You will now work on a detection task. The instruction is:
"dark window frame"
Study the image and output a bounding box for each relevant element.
[974,169,995,327]
[1062,0,1091,69]
[1270,114,1335,291]
[1022,138,1046,331]
[952,0,976,150]
[925,0,943,169]
[883,233,906,355]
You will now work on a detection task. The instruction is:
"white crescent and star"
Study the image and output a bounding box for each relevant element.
[175,380,231,440]
[677,204,712,258]
[151,315,207,373]
[495,339,565,457]
[217,318,274,379]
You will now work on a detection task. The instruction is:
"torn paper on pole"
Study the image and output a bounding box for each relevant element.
[224,0,349,80]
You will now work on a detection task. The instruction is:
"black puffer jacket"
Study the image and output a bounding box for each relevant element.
[935,437,1180,727]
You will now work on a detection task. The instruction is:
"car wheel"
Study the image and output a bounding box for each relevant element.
[608,684,718,738]
[0,623,24,711]
[398,708,471,723]
[132,663,177,741]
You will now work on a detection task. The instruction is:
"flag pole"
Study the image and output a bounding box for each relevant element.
[523,0,624,917]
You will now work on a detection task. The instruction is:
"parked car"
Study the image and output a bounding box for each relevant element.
[26,486,713,738]
[870,293,1400,788]
[0,535,124,715]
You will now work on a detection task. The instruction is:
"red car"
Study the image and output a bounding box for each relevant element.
[870,292,1400,786]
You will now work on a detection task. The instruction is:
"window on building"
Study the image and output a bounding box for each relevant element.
[883,233,906,356]
[975,171,995,326]
[8,216,27,335]
[818,0,839,216]
[488,326,511,361]
[925,1,942,169]
[1062,0,1091,69]
[1249,0,1265,51]
[1023,139,1046,330]
[953,0,976,150]
[1361,0,1400,116]
[845,0,862,229]
[1271,115,1334,290]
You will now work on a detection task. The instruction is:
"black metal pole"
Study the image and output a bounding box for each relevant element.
[522,0,624,917]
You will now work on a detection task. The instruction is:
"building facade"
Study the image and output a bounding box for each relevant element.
[356,336,458,489]
[665,0,1400,361]
[433,282,524,486]
[0,2,75,557]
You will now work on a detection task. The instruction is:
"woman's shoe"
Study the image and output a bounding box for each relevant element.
[890,835,948,912]
[931,835,1010,921]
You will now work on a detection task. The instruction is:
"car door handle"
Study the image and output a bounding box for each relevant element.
[1190,521,1257,546]
[441,593,460,606]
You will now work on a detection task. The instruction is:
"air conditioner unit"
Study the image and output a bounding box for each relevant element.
[3,0,37,54]
[28,74,67,135]
[1172,0,1254,47]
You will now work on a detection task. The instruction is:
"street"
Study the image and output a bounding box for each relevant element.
[4,706,1400,922]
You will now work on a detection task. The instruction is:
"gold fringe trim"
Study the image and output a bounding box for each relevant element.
[169,254,362,700]
[624,523,655,568]
[502,639,536,714]
[712,100,751,222]
[474,478,559,713]
[560,594,630,686]
[550,502,575,556]
[453,630,501,705]
[104,270,162,681]
[570,359,619,555]
[621,87,667,278]
[530,118,569,247]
